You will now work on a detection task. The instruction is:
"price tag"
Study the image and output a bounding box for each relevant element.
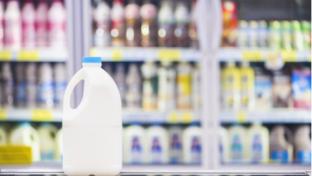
[18,50,39,61]
[0,109,7,120]
[281,50,297,61]
[0,50,12,61]
[0,145,32,164]
[167,111,178,123]
[31,109,53,121]
[242,50,262,61]
[236,111,247,123]
[181,112,192,123]
[158,49,181,61]
[111,49,123,61]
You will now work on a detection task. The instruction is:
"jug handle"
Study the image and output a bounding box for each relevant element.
[63,69,85,115]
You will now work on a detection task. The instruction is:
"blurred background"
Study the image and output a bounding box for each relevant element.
[0,0,310,174]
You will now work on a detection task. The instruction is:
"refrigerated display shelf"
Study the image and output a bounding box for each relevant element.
[0,48,67,62]
[220,164,311,173]
[218,48,311,62]
[0,108,62,122]
[89,47,200,62]
[220,110,311,123]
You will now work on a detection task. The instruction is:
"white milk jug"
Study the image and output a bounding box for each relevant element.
[63,57,122,175]
[37,123,57,161]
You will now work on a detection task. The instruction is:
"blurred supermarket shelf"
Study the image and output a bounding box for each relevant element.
[219,164,311,172]
[0,108,62,122]
[218,48,311,62]
[89,47,200,61]
[220,109,311,123]
[123,110,200,125]
[0,48,67,62]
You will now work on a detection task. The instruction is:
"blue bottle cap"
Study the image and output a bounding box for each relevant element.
[82,57,102,63]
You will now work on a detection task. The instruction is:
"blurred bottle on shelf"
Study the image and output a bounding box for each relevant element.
[247,123,269,164]
[0,1,4,49]
[228,125,247,163]
[111,0,125,46]
[15,63,27,107]
[103,63,113,76]
[292,20,304,50]
[302,21,311,49]
[37,63,54,108]
[4,0,21,50]
[221,62,240,110]
[53,63,66,108]
[140,0,157,47]
[219,127,229,163]
[35,0,49,47]
[237,20,248,48]
[55,128,62,160]
[269,21,282,50]
[291,66,311,109]
[281,21,292,50]
[254,67,272,110]
[270,125,293,164]
[189,0,198,48]
[48,0,66,48]
[26,63,37,107]
[174,0,190,47]
[114,63,126,106]
[183,125,201,164]
[168,126,183,164]
[123,125,145,164]
[240,62,255,110]
[258,20,268,48]
[176,62,192,110]
[294,125,311,164]
[222,0,238,47]
[125,0,140,46]
[157,61,175,111]
[21,0,36,48]
[146,126,169,164]
[141,61,157,111]
[37,123,57,161]
[157,0,174,47]
[248,21,258,48]
[93,0,111,47]
[192,64,201,112]
[0,63,14,107]
[272,70,292,108]
[10,122,40,162]
[125,64,141,109]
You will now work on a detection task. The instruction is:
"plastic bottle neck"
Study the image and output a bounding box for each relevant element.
[82,63,102,67]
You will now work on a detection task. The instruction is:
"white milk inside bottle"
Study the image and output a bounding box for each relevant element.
[63,57,122,175]
[146,126,169,164]
[294,125,311,164]
[10,122,40,162]
[247,123,269,164]
[183,125,201,164]
[123,125,145,164]
[168,126,183,164]
[37,123,57,161]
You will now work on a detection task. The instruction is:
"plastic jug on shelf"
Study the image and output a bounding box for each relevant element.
[183,125,201,164]
[228,125,247,163]
[63,57,122,175]
[37,123,57,161]
[123,125,146,164]
[10,122,40,162]
[294,125,311,164]
[146,126,169,164]
[270,125,293,164]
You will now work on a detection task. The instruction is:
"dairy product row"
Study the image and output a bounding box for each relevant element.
[92,0,198,48]
[222,1,311,49]
[103,62,201,111]
[0,62,67,108]
[123,125,201,165]
[0,122,62,162]
[221,62,311,110]
[0,0,67,50]
[220,124,311,164]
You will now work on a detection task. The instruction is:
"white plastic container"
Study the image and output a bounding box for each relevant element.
[0,125,7,145]
[48,0,66,48]
[294,125,311,164]
[270,125,293,164]
[183,126,201,164]
[168,126,183,164]
[228,125,247,163]
[123,125,146,164]
[63,57,122,175]
[37,123,57,161]
[219,127,229,163]
[21,0,36,48]
[10,122,40,162]
[146,126,169,164]
[4,0,20,50]
[247,123,269,163]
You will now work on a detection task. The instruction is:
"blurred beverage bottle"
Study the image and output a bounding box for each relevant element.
[0,63,14,107]
[125,0,140,46]
[158,0,174,47]
[111,0,125,46]
[93,0,111,47]
[48,0,66,48]
[4,0,21,50]
[21,0,36,48]
[35,0,49,47]
[140,0,157,47]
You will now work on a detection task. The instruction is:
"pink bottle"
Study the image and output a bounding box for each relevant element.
[0,0,4,49]
[21,0,36,48]
[48,0,66,48]
[4,0,21,50]
[35,0,48,47]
